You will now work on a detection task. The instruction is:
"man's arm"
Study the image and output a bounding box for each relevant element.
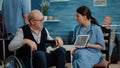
[23,14,29,24]
[45,28,63,46]
[8,29,25,51]
[8,28,37,51]
[45,28,53,40]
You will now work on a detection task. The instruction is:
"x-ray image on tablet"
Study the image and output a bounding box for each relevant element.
[74,35,90,48]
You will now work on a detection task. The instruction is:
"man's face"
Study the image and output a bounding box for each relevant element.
[32,15,44,30]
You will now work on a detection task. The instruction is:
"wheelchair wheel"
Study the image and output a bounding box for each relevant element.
[4,55,23,68]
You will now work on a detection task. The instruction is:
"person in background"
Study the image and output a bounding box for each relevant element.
[2,0,31,38]
[103,16,116,58]
[8,9,66,68]
[72,6,105,68]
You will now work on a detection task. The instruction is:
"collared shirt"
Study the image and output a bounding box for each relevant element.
[8,26,53,51]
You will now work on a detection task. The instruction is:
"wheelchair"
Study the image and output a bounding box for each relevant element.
[1,32,67,68]
[2,38,57,68]
[0,33,30,68]
[3,41,34,68]
[0,39,14,68]
[4,55,23,68]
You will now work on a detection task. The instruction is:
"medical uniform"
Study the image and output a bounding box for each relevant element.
[2,0,31,34]
[72,24,105,68]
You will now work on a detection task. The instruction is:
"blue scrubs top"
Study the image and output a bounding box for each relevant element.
[2,0,31,34]
[72,24,105,68]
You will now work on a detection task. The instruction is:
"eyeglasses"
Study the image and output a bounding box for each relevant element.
[33,18,44,22]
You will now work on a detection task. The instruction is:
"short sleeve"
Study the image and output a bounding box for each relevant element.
[1,1,4,15]
[22,0,31,14]
[96,27,105,46]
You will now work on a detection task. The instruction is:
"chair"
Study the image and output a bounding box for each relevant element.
[93,27,111,68]
[4,40,58,68]
[0,37,32,68]
[111,32,120,63]
[0,33,26,68]
[0,39,26,68]
[4,55,23,68]
[5,43,40,68]
[0,39,14,68]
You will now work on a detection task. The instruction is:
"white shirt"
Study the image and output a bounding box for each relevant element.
[8,27,53,51]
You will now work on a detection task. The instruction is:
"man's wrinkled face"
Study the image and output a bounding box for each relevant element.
[32,12,44,30]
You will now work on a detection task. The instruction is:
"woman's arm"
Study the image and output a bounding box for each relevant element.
[1,16,6,37]
[87,43,104,50]
[86,26,105,50]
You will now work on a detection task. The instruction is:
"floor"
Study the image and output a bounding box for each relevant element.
[0,63,120,68]
[49,63,120,68]
[108,64,120,68]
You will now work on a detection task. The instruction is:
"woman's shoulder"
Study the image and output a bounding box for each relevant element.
[76,24,81,27]
[92,24,101,30]
[91,24,103,33]
[75,24,82,29]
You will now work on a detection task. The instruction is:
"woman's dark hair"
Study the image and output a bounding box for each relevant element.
[76,6,100,26]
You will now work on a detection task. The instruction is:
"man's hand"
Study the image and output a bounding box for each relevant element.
[55,37,63,47]
[24,39,37,51]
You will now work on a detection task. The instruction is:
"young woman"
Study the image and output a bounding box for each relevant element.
[72,6,105,68]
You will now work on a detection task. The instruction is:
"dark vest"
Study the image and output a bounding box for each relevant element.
[17,25,47,58]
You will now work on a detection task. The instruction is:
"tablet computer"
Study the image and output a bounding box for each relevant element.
[74,35,90,48]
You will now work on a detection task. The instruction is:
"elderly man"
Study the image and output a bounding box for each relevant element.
[8,10,66,68]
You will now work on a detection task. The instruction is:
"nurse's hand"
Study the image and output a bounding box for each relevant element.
[71,48,79,56]
[75,46,85,49]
